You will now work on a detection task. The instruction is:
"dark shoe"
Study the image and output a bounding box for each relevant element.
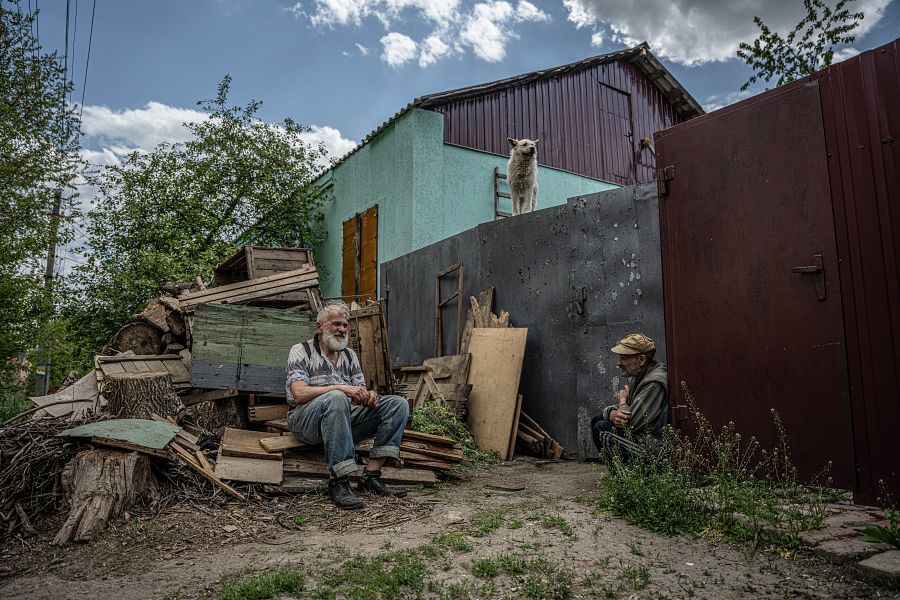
[359,469,407,497]
[328,477,364,509]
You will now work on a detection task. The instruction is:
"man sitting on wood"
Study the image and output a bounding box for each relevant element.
[590,333,669,466]
[285,303,409,509]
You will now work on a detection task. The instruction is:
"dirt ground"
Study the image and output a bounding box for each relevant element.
[1,458,897,599]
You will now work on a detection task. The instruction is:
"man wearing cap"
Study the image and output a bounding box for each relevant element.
[590,333,669,465]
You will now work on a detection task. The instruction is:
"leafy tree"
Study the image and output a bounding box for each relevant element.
[66,76,331,355]
[0,1,81,387]
[737,0,864,91]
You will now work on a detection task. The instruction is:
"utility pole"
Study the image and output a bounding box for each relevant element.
[37,189,63,395]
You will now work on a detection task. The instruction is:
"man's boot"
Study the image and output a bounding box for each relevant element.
[359,469,408,497]
[328,476,364,509]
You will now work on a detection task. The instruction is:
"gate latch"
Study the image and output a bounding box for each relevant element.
[791,254,826,300]
[657,165,674,197]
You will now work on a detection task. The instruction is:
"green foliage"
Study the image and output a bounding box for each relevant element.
[219,567,303,600]
[320,549,427,599]
[521,557,574,600]
[860,507,900,549]
[597,383,831,553]
[471,556,500,577]
[66,75,330,356]
[432,531,474,552]
[537,514,576,539]
[0,1,82,386]
[411,400,498,466]
[737,0,864,91]
[468,508,505,537]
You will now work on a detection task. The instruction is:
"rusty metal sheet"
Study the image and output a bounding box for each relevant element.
[430,61,682,185]
[817,39,900,504]
[656,80,856,489]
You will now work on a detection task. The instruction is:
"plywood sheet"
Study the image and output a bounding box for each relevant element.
[220,428,281,461]
[465,328,528,456]
[215,454,283,484]
[30,371,99,420]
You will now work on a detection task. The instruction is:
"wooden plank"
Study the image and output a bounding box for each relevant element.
[422,354,471,383]
[198,278,319,307]
[182,387,239,407]
[283,459,436,486]
[97,354,185,363]
[465,328,528,456]
[215,454,283,484]
[169,442,245,501]
[88,437,171,460]
[460,287,494,354]
[248,404,289,422]
[265,418,289,431]
[507,393,523,461]
[220,428,282,461]
[402,430,462,448]
[180,266,317,305]
[260,435,305,453]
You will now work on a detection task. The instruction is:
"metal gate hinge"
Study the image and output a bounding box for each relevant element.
[657,165,675,197]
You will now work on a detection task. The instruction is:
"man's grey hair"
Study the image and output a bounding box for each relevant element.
[317,303,350,324]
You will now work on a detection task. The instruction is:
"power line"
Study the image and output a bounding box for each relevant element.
[69,0,78,107]
[79,0,97,120]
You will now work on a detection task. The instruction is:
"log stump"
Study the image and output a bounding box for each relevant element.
[106,321,162,355]
[54,448,159,545]
[103,371,181,419]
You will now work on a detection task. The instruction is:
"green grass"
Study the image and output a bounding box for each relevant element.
[596,383,832,554]
[521,557,574,600]
[469,508,505,537]
[320,549,427,600]
[219,568,303,600]
[624,565,651,590]
[0,390,30,422]
[432,531,473,552]
[537,514,576,539]
[471,557,499,577]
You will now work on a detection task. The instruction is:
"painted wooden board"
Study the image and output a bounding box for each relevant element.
[282,459,436,486]
[465,328,528,456]
[220,428,281,461]
[58,419,180,450]
[215,454,283,484]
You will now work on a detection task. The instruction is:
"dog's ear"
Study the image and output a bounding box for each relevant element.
[507,137,517,147]
[533,139,539,144]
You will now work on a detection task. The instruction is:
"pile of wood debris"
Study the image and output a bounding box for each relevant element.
[1,248,563,547]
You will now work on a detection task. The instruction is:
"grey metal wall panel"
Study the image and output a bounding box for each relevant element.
[382,182,664,457]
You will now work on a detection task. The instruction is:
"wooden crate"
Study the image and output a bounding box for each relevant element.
[191,304,317,392]
[211,246,322,310]
[348,302,394,394]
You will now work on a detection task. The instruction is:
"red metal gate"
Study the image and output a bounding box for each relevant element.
[656,81,856,489]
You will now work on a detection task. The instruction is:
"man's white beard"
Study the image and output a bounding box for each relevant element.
[322,331,348,352]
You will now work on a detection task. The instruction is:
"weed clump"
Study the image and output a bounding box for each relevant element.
[219,567,303,600]
[597,382,832,553]
[411,400,497,465]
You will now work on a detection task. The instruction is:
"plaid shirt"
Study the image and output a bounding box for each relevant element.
[285,334,365,405]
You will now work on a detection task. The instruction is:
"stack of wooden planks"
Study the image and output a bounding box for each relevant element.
[515,411,565,459]
[356,429,467,472]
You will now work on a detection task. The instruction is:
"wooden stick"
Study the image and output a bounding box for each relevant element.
[169,443,245,501]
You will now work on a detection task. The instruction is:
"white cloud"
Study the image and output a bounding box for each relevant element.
[309,0,374,27]
[419,34,451,67]
[297,125,358,162]
[304,0,554,67]
[832,46,861,62]
[703,89,752,113]
[355,42,370,55]
[460,1,514,63]
[80,101,205,151]
[380,32,418,67]
[561,0,890,66]
[590,31,603,47]
[515,0,549,22]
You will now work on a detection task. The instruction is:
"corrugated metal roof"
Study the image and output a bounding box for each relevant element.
[321,43,703,176]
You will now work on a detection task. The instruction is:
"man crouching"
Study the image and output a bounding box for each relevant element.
[285,303,409,509]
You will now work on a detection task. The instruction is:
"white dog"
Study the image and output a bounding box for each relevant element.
[507,137,539,216]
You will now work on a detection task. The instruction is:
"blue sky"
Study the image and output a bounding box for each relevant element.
[32,0,898,160]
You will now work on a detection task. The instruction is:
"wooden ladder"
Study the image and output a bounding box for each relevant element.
[493,167,511,220]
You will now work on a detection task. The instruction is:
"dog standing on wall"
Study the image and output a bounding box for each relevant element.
[507,137,539,216]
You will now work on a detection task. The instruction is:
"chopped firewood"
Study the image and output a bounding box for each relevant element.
[14,503,34,534]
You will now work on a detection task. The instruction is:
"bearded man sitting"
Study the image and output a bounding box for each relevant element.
[285,303,409,509]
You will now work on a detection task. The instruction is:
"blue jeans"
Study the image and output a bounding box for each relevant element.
[590,415,634,466]
[287,390,409,479]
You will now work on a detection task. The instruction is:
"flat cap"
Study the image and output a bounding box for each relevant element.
[611,333,656,355]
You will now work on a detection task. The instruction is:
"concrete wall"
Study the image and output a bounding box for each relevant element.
[316,108,616,296]
[381,182,665,458]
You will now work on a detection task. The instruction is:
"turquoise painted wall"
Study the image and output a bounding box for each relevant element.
[316,108,617,297]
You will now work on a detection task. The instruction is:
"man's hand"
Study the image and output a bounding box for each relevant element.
[610,408,631,428]
[361,390,379,409]
[616,385,630,405]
